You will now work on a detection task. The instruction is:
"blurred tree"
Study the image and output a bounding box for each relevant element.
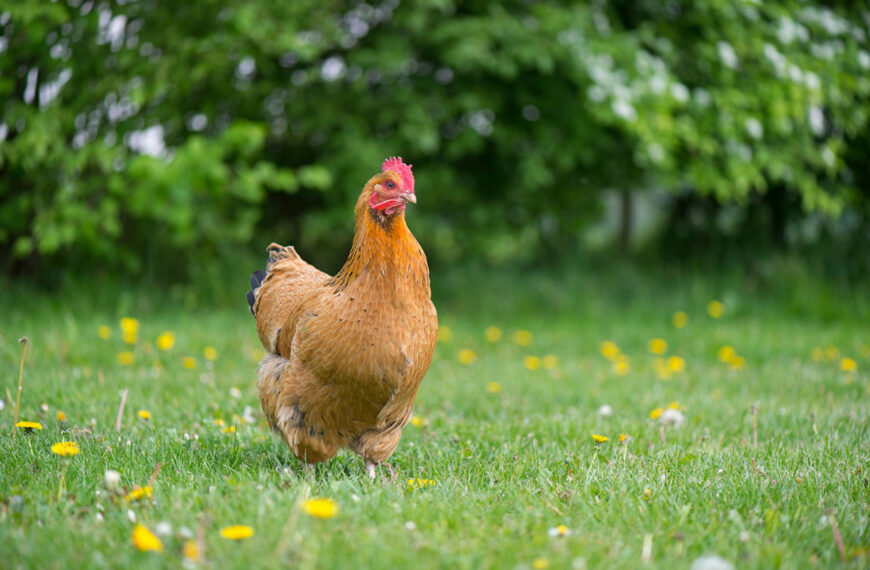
[1,1,868,278]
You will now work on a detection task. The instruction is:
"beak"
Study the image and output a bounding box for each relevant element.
[399,192,417,204]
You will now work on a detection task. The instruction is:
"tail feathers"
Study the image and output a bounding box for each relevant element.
[247,243,298,317]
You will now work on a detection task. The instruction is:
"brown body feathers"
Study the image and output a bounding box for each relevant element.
[249,167,437,469]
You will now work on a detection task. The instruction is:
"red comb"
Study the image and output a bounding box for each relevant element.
[382,156,415,193]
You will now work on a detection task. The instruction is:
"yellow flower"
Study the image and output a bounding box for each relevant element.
[156,332,175,351]
[532,558,550,569]
[729,356,746,371]
[667,401,681,410]
[653,358,672,380]
[222,426,236,434]
[125,486,153,502]
[407,478,437,490]
[649,407,663,420]
[643,488,652,500]
[825,346,840,361]
[138,409,151,420]
[672,311,688,329]
[524,356,541,371]
[512,329,533,347]
[117,351,135,366]
[619,433,628,443]
[437,325,453,342]
[542,354,558,369]
[667,355,685,373]
[182,540,200,562]
[648,338,667,355]
[98,325,112,340]
[485,326,502,343]
[549,525,570,537]
[718,346,736,362]
[182,356,197,370]
[841,357,857,373]
[600,341,620,359]
[613,357,630,376]
[811,347,823,362]
[707,300,724,318]
[132,524,163,552]
[56,411,67,422]
[120,317,139,345]
[16,421,44,431]
[51,441,80,457]
[220,525,255,540]
[301,498,338,518]
[486,381,502,394]
[457,349,477,365]
[213,418,226,427]
[592,434,608,444]
[203,346,218,361]
[409,416,425,427]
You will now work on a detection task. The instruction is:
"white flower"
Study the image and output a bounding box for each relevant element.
[690,555,734,570]
[548,525,571,537]
[671,83,690,103]
[96,512,104,522]
[808,106,825,136]
[229,387,242,399]
[660,408,685,427]
[717,42,738,69]
[404,521,417,531]
[745,118,763,140]
[597,405,613,417]
[155,521,173,537]
[179,526,194,539]
[612,99,637,122]
[104,470,121,490]
[242,405,256,424]
[127,509,137,523]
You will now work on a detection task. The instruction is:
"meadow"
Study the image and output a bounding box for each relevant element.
[1,264,868,569]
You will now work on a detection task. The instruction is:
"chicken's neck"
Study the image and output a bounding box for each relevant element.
[329,205,430,300]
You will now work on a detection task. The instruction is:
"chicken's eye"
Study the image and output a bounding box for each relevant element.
[385,180,395,189]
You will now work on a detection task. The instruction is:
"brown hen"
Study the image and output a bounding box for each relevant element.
[247,157,437,477]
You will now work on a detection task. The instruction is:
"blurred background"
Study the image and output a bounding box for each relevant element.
[2,1,869,300]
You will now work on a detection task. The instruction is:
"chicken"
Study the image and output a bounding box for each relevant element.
[247,157,437,478]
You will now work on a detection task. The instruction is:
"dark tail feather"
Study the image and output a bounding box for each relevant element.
[247,269,267,316]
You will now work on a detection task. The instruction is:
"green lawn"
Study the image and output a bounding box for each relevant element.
[1,267,868,569]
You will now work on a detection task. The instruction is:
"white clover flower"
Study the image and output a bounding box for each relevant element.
[104,470,122,490]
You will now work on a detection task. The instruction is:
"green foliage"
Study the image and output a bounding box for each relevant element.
[1,1,868,274]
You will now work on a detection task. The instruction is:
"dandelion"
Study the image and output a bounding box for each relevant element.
[182,356,197,370]
[485,326,502,343]
[301,498,338,518]
[729,356,746,371]
[612,354,630,375]
[407,478,437,490]
[220,525,255,540]
[222,426,236,434]
[203,346,218,361]
[137,410,151,420]
[542,354,558,369]
[117,351,135,366]
[649,407,664,420]
[597,404,613,417]
[718,346,736,362]
[672,311,688,329]
[841,357,857,373]
[648,338,667,355]
[152,333,174,352]
[486,381,502,393]
[811,347,824,362]
[15,421,43,432]
[619,433,629,443]
[524,356,541,371]
[660,408,686,427]
[120,317,140,345]
[131,524,163,552]
[213,418,226,427]
[512,330,533,346]
[56,411,67,422]
[409,416,425,427]
[437,326,453,342]
[51,441,80,457]
[592,434,608,444]
[825,346,840,361]
[667,355,685,373]
[457,349,477,364]
[182,540,200,562]
[599,341,620,359]
[707,300,724,318]
[643,488,652,500]
[125,486,153,502]
[667,401,681,410]
[532,558,550,569]
[98,325,112,340]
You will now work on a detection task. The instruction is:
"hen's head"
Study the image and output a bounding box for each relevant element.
[368,156,416,217]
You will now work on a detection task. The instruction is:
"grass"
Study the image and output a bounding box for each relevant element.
[1,265,868,569]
